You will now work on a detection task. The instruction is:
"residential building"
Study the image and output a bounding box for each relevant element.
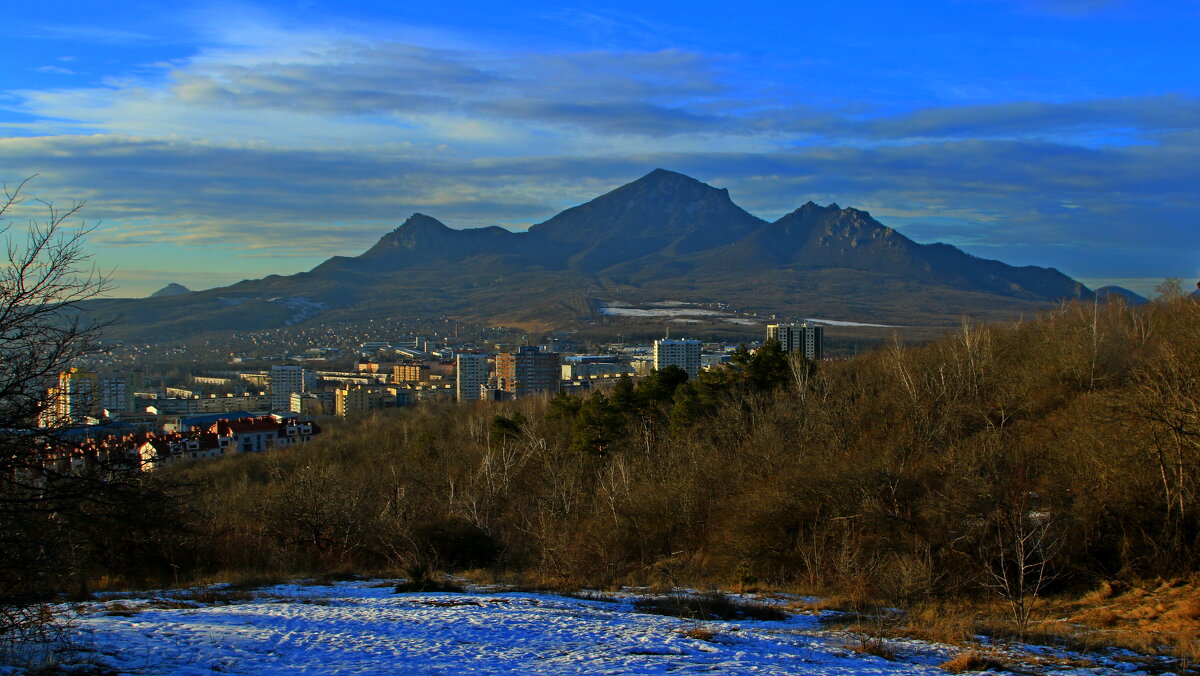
[496,346,561,398]
[191,376,233,387]
[142,393,269,416]
[270,365,305,411]
[392,361,429,383]
[334,385,407,417]
[401,383,454,402]
[35,415,321,474]
[177,411,260,431]
[97,372,134,416]
[238,371,271,388]
[289,392,326,416]
[314,371,380,386]
[767,323,824,361]
[456,352,489,403]
[47,368,134,425]
[561,355,633,379]
[653,338,702,379]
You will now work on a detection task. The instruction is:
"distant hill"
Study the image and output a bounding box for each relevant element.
[1095,286,1148,305]
[86,170,1092,340]
[149,283,192,298]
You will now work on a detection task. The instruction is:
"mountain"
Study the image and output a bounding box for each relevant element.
[679,201,1087,300]
[527,168,768,271]
[1095,286,1148,305]
[86,170,1092,340]
[149,283,192,298]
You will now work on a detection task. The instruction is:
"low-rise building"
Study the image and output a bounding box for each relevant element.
[392,361,429,383]
[334,385,408,417]
[34,415,321,473]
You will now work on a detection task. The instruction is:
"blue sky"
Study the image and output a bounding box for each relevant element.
[1,0,1197,298]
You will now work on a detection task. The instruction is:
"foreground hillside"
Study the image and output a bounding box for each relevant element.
[27,296,1198,668]
[161,297,1198,593]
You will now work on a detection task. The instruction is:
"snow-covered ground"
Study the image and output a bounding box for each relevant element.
[596,304,901,330]
[598,306,725,318]
[802,317,897,328]
[9,581,1161,675]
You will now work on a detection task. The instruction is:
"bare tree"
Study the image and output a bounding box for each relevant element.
[969,438,1067,637]
[0,177,109,450]
[1154,277,1184,301]
[982,495,1064,636]
[0,178,133,655]
[1118,334,1200,563]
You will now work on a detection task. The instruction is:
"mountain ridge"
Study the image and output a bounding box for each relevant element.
[87,169,1091,340]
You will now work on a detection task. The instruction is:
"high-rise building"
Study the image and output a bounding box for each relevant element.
[270,365,305,412]
[97,371,134,417]
[52,368,96,425]
[766,323,824,361]
[456,352,489,403]
[47,368,134,425]
[653,338,702,379]
[496,346,561,398]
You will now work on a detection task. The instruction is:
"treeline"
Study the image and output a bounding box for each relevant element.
[108,298,1200,610]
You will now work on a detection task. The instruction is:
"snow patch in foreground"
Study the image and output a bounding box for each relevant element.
[40,581,1141,675]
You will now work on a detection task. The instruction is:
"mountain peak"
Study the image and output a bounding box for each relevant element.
[527,170,764,260]
[636,168,708,185]
[795,200,847,215]
[618,169,730,199]
[361,213,454,258]
[149,282,191,298]
[399,213,451,232]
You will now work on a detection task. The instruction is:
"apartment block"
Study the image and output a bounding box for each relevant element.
[496,346,561,398]
[269,365,305,412]
[334,385,407,417]
[653,338,702,379]
[47,368,135,425]
[392,360,429,383]
[456,352,489,403]
[766,322,824,361]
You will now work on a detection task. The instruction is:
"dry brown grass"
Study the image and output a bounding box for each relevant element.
[634,592,788,622]
[899,603,976,646]
[939,651,1007,673]
[850,636,897,661]
[101,602,139,617]
[167,588,257,605]
[1042,575,1200,661]
[145,598,198,610]
[681,625,718,641]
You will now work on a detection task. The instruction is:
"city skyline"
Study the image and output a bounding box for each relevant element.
[2,0,1197,298]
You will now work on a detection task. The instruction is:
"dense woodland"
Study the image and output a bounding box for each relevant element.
[27,298,1200,632]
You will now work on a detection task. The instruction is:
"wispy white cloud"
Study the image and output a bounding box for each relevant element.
[15,35,737,145]
[13,23,161,44]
